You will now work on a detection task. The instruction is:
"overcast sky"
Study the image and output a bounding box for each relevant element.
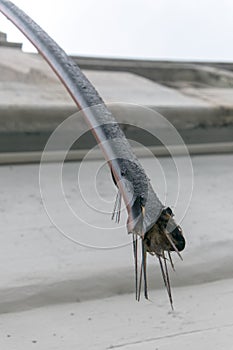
[1,0,233,61]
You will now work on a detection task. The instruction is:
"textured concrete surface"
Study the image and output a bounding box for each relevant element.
[0,154,232,348]
[0,48,209,109]
[1,279,233,350]
[1,154,233,293]
[1,47,233,157]
[0,47,232,159]
[1,47,233,132]
[72,55,233,88]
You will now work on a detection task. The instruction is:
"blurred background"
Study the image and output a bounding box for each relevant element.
[0,1,233,349]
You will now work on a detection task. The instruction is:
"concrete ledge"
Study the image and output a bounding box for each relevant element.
[0,155,232,310]
[1,103,232,132]
[73,55,233,87]
[0,142,233,164]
